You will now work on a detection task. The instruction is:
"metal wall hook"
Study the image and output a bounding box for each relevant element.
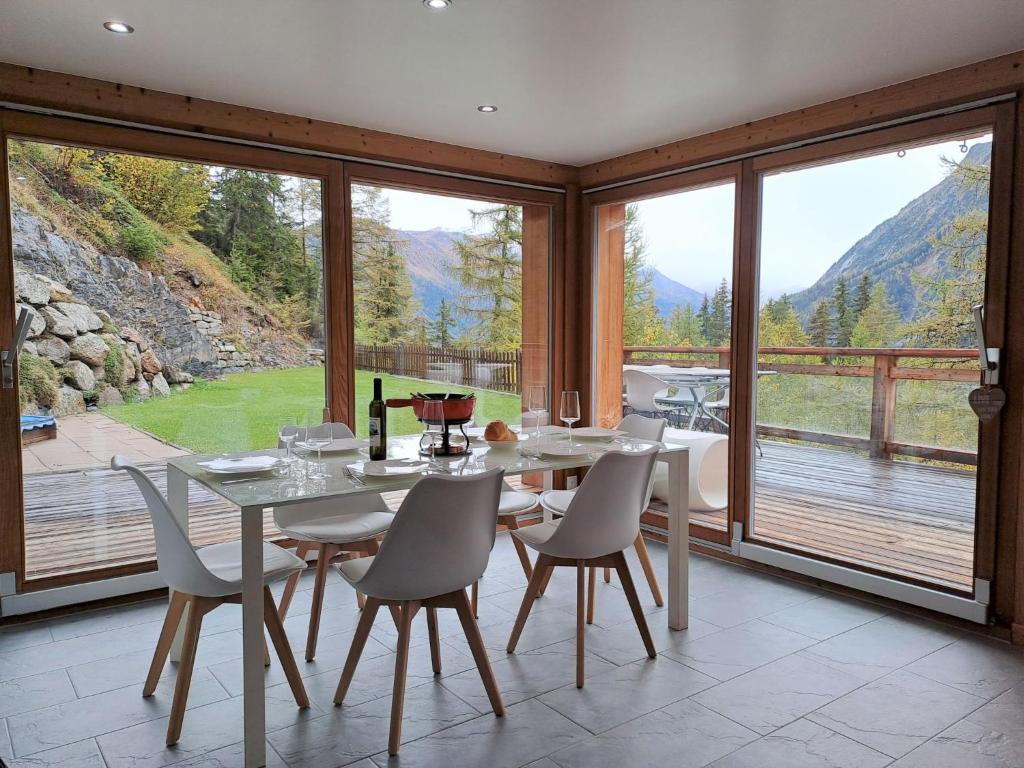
[973,303,1000,386]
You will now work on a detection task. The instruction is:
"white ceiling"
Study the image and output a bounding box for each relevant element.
[1,1,1023,166]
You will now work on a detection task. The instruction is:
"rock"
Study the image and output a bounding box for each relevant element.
[95,384,124,406]
[95,309,113,326]
[151,372,171,397]
[171,382,192,392]
[53,385,86,417]
[41,276,73,303]
[62,360,95,391]
[17,303,46,338]
[188,270,204,287]
[164,368,194,384]
[54,302,103,333]
[22,340,37,356]
[99,332,125,347]
[132,377,151,401]
[14,271,51,305]
[39,305,77,339]
[140,348,162,375]
[35,334,70,365]
[120,327,149,351]
[69,333,109,367]
[120,348,135,384]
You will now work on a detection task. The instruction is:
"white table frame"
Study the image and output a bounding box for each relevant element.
[166,436,689,767]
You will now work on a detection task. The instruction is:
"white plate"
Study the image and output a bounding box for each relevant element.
[198,456,282,475]
[352,459,429,477]
[485,439,520,452]
[540,444,605,459]
[571,427,627,442]
[299,437,368,454]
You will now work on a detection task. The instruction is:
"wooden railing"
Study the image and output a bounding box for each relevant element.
[624,345,981,466]
[355,344,522,394]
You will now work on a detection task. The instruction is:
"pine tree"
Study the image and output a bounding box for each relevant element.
[667,303,704,345]
[832,276,855,347]
[622,203,664,345]
[430,298,456,349]
[850,283,902,347]
[759,302,809,347]
[708,278,732,346]
[807,299,835,347]
[853,274,872,319]
[356,240,417,345]
[697,294,713,343]
[454,204,523,351]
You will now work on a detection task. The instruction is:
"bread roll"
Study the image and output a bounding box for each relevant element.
[484,420,516,441]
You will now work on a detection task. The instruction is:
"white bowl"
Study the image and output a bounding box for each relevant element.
[485,439,520,452]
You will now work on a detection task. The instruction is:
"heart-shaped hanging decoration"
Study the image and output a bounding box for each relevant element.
[969,386,1006,422]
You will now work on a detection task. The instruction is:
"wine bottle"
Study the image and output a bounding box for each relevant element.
[369,377,387,460]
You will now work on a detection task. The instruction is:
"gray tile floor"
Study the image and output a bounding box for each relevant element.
[2,537,1023,768]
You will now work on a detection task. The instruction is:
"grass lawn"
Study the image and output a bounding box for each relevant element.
[103,367,523,454]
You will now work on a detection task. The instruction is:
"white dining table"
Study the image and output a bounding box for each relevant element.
[165,432,690,767]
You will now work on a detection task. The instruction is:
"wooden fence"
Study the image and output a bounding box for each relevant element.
[355,344,522,394]
[624,345,981,465]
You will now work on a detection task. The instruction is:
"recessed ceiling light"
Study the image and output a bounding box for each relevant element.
[477,105,498,113]
[103,21,134,34]
[423,0,452,9]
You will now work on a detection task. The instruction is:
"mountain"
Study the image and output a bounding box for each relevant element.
[789,142,991,320]
[650,269,705,316]
[393,228,462,322]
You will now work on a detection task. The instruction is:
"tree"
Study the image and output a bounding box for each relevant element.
[430,298,457,349]
[832,276,855,347]
[758,301,809,347]
[454,204,523,351]
[697,294,713,344]
[807,299,835,347]
[850,283,902,347]
[853,273,872,319]
[355,240,417,345]
[707,279,732,346]
[622,203,664,346]
[105,155,211,233]
[908,156,989,347]
[666,303,704,345]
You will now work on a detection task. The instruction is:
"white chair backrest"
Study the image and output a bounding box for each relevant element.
[543,448,659,559]
[111,455,235,597]
[616,414,666,508]
[276,422,390,527]
[623,369,670,412]
[356,468,504,601]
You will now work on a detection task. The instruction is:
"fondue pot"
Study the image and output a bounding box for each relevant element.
[385,393,476,424]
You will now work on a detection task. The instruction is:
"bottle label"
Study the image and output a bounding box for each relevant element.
[369,417,382,449]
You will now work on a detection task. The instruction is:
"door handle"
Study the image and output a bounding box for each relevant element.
[2,307,34,390]
[972,304,999,386]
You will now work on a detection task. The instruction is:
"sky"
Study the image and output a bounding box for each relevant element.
[378,131,991,301]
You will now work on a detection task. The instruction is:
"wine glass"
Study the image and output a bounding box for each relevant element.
[305,409,331,479]
[560,391,580,449]
[278,423,299,466]
[527,384,546,440]
[420,399,445,460]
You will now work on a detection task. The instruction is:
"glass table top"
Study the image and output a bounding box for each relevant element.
[167,431,688,510]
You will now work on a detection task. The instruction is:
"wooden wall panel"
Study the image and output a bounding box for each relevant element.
[580,49,1024,188]
[0,63,576,187]
[593,204,625,428]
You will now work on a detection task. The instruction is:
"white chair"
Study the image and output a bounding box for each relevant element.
[539,413,667,615]
[508,448,660,687]
[469,484,541,616]
[653,428,729,512]
[624,368,698,425]
[275,422,394,662]
[111,456,309,746]
[332,468,506,756]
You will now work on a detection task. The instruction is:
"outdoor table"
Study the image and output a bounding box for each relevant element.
[654,368,777,429]
[166,432,690,767]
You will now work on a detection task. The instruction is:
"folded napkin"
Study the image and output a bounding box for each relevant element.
[199,455,279,472]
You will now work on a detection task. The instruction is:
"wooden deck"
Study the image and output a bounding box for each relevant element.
[648,440,975,591]
[23,441,976,591]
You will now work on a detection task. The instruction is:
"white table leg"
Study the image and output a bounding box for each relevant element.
[166,465,189,662]
[666,450,689,630]
[240,505,267,767]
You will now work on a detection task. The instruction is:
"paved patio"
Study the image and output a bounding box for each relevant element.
[21,412,187,474]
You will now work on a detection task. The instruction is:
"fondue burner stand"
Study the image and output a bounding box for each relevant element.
[419,417,473,457]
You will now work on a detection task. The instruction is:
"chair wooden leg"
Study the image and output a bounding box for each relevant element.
[471,579,479,618]
[334,597,380,705]
[388,600,420,756]
[263,587,309,708]
[604,566,611,583]
[305,543,338,662]
[633,532,664,607]
[586,566,596,625]
[503,516,534,581]
[507,554,550,653]
[426,607,442,675]
[454,589,504,716]
[576,561,586,688]
[357,539,380,611]
[536,561,555,597]
[166,596,209,746]
[613,551,656,658]
[277,542,311,620]
[144,591,189,697]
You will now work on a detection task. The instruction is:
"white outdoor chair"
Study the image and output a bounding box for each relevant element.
[275,422,394,662]
[653,428,729,512]
[111,456,309,746]
[332,468,506,756]
[507,448,660,687]
[624,368,698,425]
[539,413,667,616]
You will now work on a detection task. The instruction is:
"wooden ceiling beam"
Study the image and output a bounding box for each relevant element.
[0,62,577,187]
[580,49,1024,188]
